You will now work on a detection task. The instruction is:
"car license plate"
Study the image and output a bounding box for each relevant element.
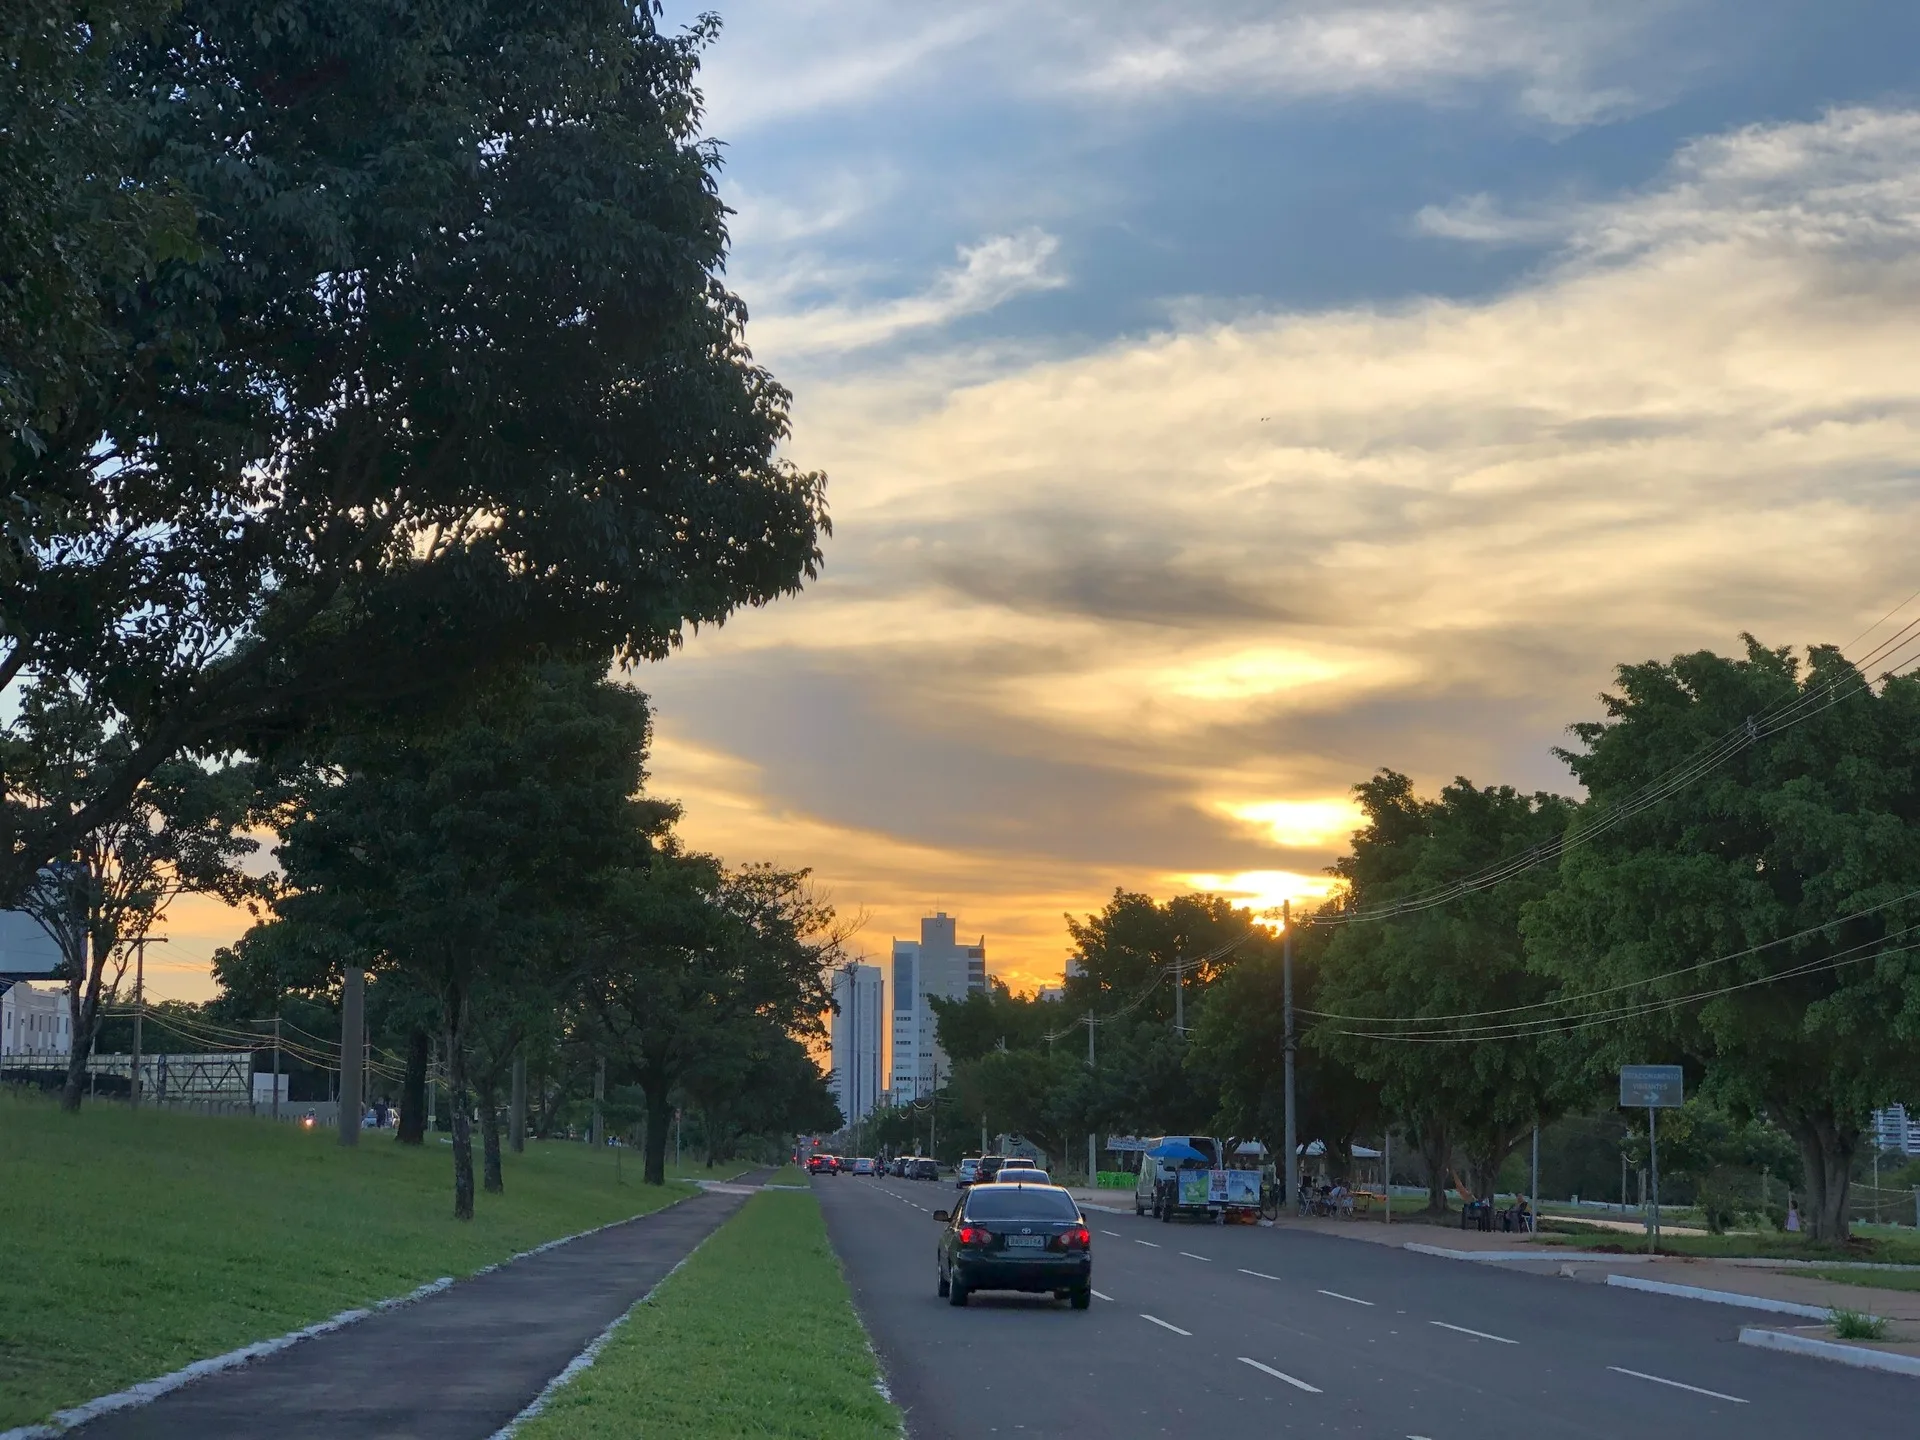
[1005,1235,1046,1248]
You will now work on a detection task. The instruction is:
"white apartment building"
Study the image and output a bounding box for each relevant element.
[889,913,986,1100]
[829,962,885,1127]
[1871,1104,1920,1157]
[1,980,71,1057]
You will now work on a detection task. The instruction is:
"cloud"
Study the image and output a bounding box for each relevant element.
[643,105,1920,985]
[746,229,1065,359]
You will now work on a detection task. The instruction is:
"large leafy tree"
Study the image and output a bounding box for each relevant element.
[1525,640,1920,1241]
[1313,770,1582,1209]
[2,0,827,904]
[1063,890,1263,1026]
[256,661,656,1218]
[1,678,257,1110]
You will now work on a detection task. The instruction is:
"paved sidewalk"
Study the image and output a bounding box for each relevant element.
[74,1175,769,1440]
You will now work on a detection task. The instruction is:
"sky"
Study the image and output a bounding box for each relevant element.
[150,0,1920,1000]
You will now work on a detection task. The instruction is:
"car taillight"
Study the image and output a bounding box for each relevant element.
[1055,1226,1091,1250]
[958,1226,994,1247]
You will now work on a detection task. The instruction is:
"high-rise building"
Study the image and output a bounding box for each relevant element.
[1872,1104,1920,1157]
[829,962,884,1128]
[889,913,987,1099]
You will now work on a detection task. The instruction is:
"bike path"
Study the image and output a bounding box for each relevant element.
[74,1173,769,1440]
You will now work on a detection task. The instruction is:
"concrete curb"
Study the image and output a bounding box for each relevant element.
[0,1276,455,1440]
[1404,1242,1651,1265]
[1604,1273,1836,1319]
[0,1181,729,1440]
[1738,1327,1920,1377]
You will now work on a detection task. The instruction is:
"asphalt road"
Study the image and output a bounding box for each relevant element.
[817,1173,1917,1439]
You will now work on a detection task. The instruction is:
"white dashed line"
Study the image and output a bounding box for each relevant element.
[1317,1288,1373,1306]
[1430,1321,1517,1345]
[1135,1239,1161,1248]
[1239,1357,1321,1393]
[1100,1229,1122,1237]
[1179,1252,1211,1262]
[1140,1314,1192,1336]
[1239,1268,1281,1281]
[1607,1367,1748,1404]
[1092,1290,1114,1302]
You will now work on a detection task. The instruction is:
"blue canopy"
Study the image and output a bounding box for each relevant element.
[1146,1140,1209,1162]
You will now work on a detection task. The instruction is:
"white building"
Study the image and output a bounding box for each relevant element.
[1,980,71,1057]
[889,913,987,1100]
[1871,1104,1920,1157]
[829,962,885,1127]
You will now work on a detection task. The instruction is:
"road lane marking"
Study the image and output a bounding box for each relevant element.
[1135,1239,1161,1248]
[1140,1314,1192,1336]
[1607,1367,1748,1404]
[1179,1252,1212,1261]
[1238,1357,1321,1393]
[1100,1229,1121,1236]
[1430,1321,1517,1344]
[1239,1268,1281,1281]
[1317,1289,1373,1306]
[1092,1290,1114,1301]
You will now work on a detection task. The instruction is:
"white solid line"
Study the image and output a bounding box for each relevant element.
[1607,1366,1748,1404]
[1140,1314,1192,1336]
[1179,1252,1212,1261]
[1430,1321,1517,1345]
[1092,1290,1114,1301]
[1317,1288,1374,1306]
[1239,1268,1281,1281]
[1135,1239,1161,1248]
[1238,1357,1322,1393]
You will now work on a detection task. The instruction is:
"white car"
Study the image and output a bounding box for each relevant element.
[956,1157,981,1188]
[852,1156,878,1176]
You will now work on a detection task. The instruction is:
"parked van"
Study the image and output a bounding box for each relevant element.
[1133,1135,1223,1221]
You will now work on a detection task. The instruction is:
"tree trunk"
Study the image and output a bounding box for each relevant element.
[447,997,475,1221]
[1784,1106,1858,1242]
[397,1029,428,1144]
[480,1078,504,1194]
[1416,1114,1451,1214]
[644,1086,672,1186]
[60,957,108,1113]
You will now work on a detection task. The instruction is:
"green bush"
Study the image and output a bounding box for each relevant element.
[1829,1308,1889,1341]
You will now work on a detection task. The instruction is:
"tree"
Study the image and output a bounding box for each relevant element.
[929,979,1060,1064]
[2,0,827,905]
[1314,770,1582,1210]
[1524,639,1920,1241]
[590,857,839,1186]
[1,678,258,1109]
[1063,890,1257,1022]
[256,661,655,1217]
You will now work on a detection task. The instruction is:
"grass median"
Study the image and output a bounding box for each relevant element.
[517,1187,899,1440]
[0,1090,721,1429]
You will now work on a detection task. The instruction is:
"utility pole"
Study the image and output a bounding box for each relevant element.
[1382,1128,1391,1225]
[1281,901,1297,1211]
[1086,1009,1096,1186]
[338,966,364,1147]
[1173,951,1184,1036]
[510,1051,527,1153]
[1530,1124,1540,1234]
[272,1013,282,1121]
[128,937,165,1110]
[930,1059,939,1159]
[1647,1105,1660,1252]
[590,1057,605,1148]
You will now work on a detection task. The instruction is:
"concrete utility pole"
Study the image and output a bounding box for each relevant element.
[510,1052,527,1153]
[1281,901,1297,1210]
[338,966,364,1147]
[930,1060,939,1158]
[1173,951,1184,1036]
[1383,1128,1391,1225]
[1647,1105,1661,1251]
[272,1013,282,1121]
[1530,1124,1540,1233]
[590,1057,605,1148]
[128,936,164,1109]
[1086,1009,1097,1185]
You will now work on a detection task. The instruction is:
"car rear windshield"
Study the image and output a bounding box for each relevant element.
[964,1188,1080,1221]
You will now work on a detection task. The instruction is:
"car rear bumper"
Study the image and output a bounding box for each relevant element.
[953,1256,1091,1292]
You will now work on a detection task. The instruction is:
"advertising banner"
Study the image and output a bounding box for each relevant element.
[1179,1171,1210,1206]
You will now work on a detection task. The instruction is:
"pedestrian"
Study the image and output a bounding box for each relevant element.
[1786,1198,1801,1233]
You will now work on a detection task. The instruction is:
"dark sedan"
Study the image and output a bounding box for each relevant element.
[908,1157,938,1181]
[934,1183,1092,1309]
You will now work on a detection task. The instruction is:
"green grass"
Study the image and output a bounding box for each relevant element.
[1830,1307,1891,1341]
[517,1188,899,1440]
[1535,1225,1920,1264]
[766,1163,809,1185]
[0,1090,722,1429]
[1810,1268,1920,1292]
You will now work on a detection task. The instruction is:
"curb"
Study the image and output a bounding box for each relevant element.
[1403,1243,1651,1265]
[1737,1327,1920,1377]
[1,1183,727,1439]
[1603,1273,1839,1319]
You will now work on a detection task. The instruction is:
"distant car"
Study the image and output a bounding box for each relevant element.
[977,1155,1007,1185]
[956,1157,980,1188]
[935,1183,1092,1309]
[853,1157,878,1176]
[909,1157,938,1181]
[1000,1157,1037,1174]
[886,1157,905,1177]
[997,1169,1050,1186]
[806,1153,833,1176]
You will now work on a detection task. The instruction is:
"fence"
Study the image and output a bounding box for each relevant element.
[2,1050,254,1107]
